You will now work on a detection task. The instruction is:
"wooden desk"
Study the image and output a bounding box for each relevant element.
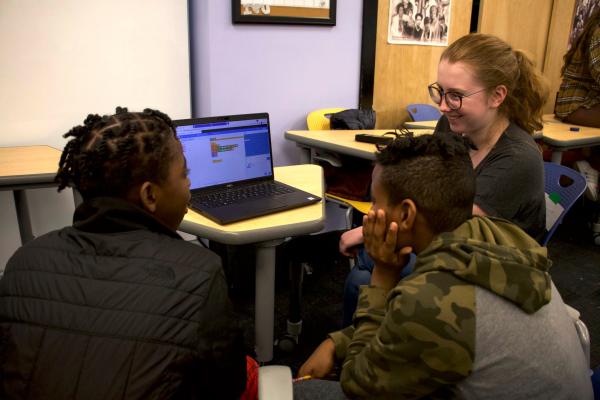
[285,129,434,163]
[541,115,600,163]
[0,146,62,243]
[179,164,324,362]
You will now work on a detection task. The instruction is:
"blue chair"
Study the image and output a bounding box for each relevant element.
[406,103,442,121]
[542,162,587,246]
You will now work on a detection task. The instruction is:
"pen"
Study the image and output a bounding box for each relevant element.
[293,375,313,383]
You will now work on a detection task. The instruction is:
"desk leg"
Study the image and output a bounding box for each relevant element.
[254,239,284,363]
[13,190,34,244]
[297,145,311,164]
[551,150,563,164]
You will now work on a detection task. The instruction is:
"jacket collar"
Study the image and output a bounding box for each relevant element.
[73,197,181,239]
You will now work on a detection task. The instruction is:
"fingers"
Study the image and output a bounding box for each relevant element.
[298,363,311,378]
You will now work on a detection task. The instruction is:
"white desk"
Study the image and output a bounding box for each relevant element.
[0,146,63,243]
[179,164,324,362]
[541,115,600,163]
[284,129,434,163]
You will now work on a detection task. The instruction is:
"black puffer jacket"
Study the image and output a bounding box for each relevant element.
[0,197,246,399]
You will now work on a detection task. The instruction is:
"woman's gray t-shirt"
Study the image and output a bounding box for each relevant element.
[435,116,546,241]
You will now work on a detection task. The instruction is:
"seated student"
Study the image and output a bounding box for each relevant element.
[340,33,547,327]
[0,107,247,399]
[555,8,600,128]
[296,133,592,399]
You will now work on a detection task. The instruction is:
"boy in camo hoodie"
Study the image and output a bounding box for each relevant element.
[296,133,592,399]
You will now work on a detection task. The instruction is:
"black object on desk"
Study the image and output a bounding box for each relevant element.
[355,133,394,146]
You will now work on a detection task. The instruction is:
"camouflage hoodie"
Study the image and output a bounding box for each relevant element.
[330,216,552,399]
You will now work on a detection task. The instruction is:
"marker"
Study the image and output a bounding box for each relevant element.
[293,375,313,383]
[570,127,580,132]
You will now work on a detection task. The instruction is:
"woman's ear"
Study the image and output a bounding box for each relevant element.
[138,181,159,213]
[393,199,417,232]
[489,84,508,108]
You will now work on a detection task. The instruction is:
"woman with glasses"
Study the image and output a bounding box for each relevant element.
[339,33,547,327]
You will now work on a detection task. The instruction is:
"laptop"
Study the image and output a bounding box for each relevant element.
[174,113,321,225]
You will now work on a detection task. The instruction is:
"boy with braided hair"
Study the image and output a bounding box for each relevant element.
[296,133,592,399]
[0,107,247,399]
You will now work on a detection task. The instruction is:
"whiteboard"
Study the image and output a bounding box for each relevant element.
[0,0,191,149]
[0,0,191,268]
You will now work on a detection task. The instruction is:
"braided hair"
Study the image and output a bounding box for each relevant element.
[56,107,178,200]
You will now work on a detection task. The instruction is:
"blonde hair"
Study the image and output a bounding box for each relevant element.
[441,33,548,134]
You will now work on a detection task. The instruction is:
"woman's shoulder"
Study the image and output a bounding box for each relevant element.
[495,122,541,157]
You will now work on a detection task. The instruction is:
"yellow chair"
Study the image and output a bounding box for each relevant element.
[306,107,346,130]
[306,108,372,229]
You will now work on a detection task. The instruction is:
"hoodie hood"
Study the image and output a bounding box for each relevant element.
[414,216,551,313]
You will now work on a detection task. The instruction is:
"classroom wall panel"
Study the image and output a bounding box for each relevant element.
[543,0,577,114]
[477,0,553,70]
[190,1,362,166]
[372,0,473,129]
[477,0,577,114]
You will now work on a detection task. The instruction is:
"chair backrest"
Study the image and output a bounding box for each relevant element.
[406,103,442,122]
[542,162,587,245]
[306,108,346,130]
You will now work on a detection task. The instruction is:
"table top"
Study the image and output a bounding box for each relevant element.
[540,115,600,148]
[179,164,325,245]
[0,145,62,188]
[285,129,434,160]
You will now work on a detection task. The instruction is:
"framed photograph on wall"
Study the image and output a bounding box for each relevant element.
[388,0,451,46]
[232,0,336,26]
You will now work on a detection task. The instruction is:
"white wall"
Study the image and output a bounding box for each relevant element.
[0,0,191,269]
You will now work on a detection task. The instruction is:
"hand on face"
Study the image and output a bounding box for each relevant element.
[363,208,413,272]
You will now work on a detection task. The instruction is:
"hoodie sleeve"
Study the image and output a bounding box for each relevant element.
[340,272,476,399]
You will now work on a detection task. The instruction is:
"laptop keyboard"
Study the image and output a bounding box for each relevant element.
[193,182,295,208]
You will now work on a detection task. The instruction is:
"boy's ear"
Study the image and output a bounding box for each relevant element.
[392,199,417,231]
[138,181,159,213]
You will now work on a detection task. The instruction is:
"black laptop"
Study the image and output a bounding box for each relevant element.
[174,113,321,225]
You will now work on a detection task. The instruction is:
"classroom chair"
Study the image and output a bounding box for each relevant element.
[305,108,372,230]
[406,103,442,122]
[277,109,373,352]
[543,162,587,246]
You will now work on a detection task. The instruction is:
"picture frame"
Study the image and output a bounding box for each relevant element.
[232,1,336,26]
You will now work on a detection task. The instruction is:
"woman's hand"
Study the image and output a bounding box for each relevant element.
[339,226,364,257]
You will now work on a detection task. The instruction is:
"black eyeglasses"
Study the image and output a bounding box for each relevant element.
[375,128,412,151]
[428,83,487,111]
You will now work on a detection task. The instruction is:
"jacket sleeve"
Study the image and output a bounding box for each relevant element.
[328,325,355,361]
[194,264,247,399]
[590,27,600,85]
[340,274,476,399]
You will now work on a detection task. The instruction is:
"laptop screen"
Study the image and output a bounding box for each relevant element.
[174,114,273,190]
